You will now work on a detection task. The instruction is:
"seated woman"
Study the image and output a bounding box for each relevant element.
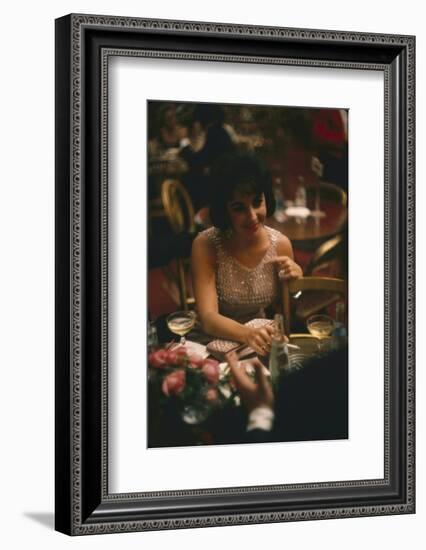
[191,152,302,356]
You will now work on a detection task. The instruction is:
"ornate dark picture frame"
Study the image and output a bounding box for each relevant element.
[55,14,415,535]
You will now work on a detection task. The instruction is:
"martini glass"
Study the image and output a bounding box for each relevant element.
[166,310,196,346]
[307,314,335,352]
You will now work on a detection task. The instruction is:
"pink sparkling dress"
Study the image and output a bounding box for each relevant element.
[202,225,281,324]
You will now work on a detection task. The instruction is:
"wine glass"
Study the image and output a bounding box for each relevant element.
[166,310,196,346]
[306,314,335,352]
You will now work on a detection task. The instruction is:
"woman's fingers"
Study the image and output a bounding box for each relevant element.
[280,268,297,280]
[272,256,302,280]
[258,327,272,344]
[265,255,291,264]
[253,340,268,356]
[255,328,273,355]
[268,256,294,267]
[245,325,275,356]
[267,256,294,270]
[264,324,275,335]
[269,255,296,279]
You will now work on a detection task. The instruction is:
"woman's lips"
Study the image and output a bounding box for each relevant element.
[246,222,259,232]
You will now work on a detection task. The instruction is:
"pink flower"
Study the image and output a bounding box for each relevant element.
[148,349,169,368]
[202,359,220,384]
[188,353,204,369]
[162,370,186,396]
[149,346,189,368]
[175,346,188,358]
[166,346,188,365]
[205,387,219,403]
[165,349,179,364]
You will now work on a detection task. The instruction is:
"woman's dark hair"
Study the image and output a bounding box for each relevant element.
[209,151,276,230]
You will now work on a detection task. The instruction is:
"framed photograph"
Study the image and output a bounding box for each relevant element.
[55,14,415,535]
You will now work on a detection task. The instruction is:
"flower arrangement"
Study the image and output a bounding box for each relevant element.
[148,346,230,424]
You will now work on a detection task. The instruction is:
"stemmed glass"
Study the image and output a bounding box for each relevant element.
[166,310,196,346]
[306,314,335,352]
[167,310,207,426]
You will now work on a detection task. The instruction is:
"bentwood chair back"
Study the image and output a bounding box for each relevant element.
[308,181,348,208]
[160,179,196,310]
[305,233,344,276]
[282,276,347,335]
[161,179,196,235]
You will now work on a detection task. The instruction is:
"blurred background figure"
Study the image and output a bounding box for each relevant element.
[312,108,348,192]
[157,103,188,149]
[180,103,236,209]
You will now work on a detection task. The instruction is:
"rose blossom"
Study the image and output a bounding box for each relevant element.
[175,346,188,359]
[165,346,188,365]
[161,370,186,396]
[188,353,204,369]
[165,349,179,364]
[148,349,168,368]
[202,359,220,384]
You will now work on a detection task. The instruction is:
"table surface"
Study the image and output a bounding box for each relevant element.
[195,199,347,244]
[267,201,347,243]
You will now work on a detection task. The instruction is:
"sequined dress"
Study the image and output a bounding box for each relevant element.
[202,225,281,324]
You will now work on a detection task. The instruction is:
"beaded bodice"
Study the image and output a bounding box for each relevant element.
[203,225,281,324]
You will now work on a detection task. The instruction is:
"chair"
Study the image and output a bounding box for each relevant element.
[306,180,348,208]
[291,234,346,323]
[161,179,196,235]
[282,276,347,335]
[305,233,344,275]
[160,179,196,310]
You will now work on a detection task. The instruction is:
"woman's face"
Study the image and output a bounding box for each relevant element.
[226,191,267,237]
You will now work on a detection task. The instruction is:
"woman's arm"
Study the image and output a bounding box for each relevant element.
[272,235,303,279]
[268,234,303,319]
[191,234,273,355]
[191,233,247,341]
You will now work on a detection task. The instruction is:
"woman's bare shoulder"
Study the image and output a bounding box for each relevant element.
[193,228,216,248]
[192,230,217,262]
[275,232,294,257]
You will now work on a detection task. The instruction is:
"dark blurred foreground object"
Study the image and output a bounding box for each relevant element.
[247,346,348,444]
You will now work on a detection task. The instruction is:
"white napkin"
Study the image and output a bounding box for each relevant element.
[285,206,311,218]
[184,340,209,359]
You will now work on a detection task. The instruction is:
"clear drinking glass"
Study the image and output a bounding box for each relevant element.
[307,314,335,351]
[166,310,196,346]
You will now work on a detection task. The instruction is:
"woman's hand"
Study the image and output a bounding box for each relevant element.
[267,256,303,280]
[244,324,275,356]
